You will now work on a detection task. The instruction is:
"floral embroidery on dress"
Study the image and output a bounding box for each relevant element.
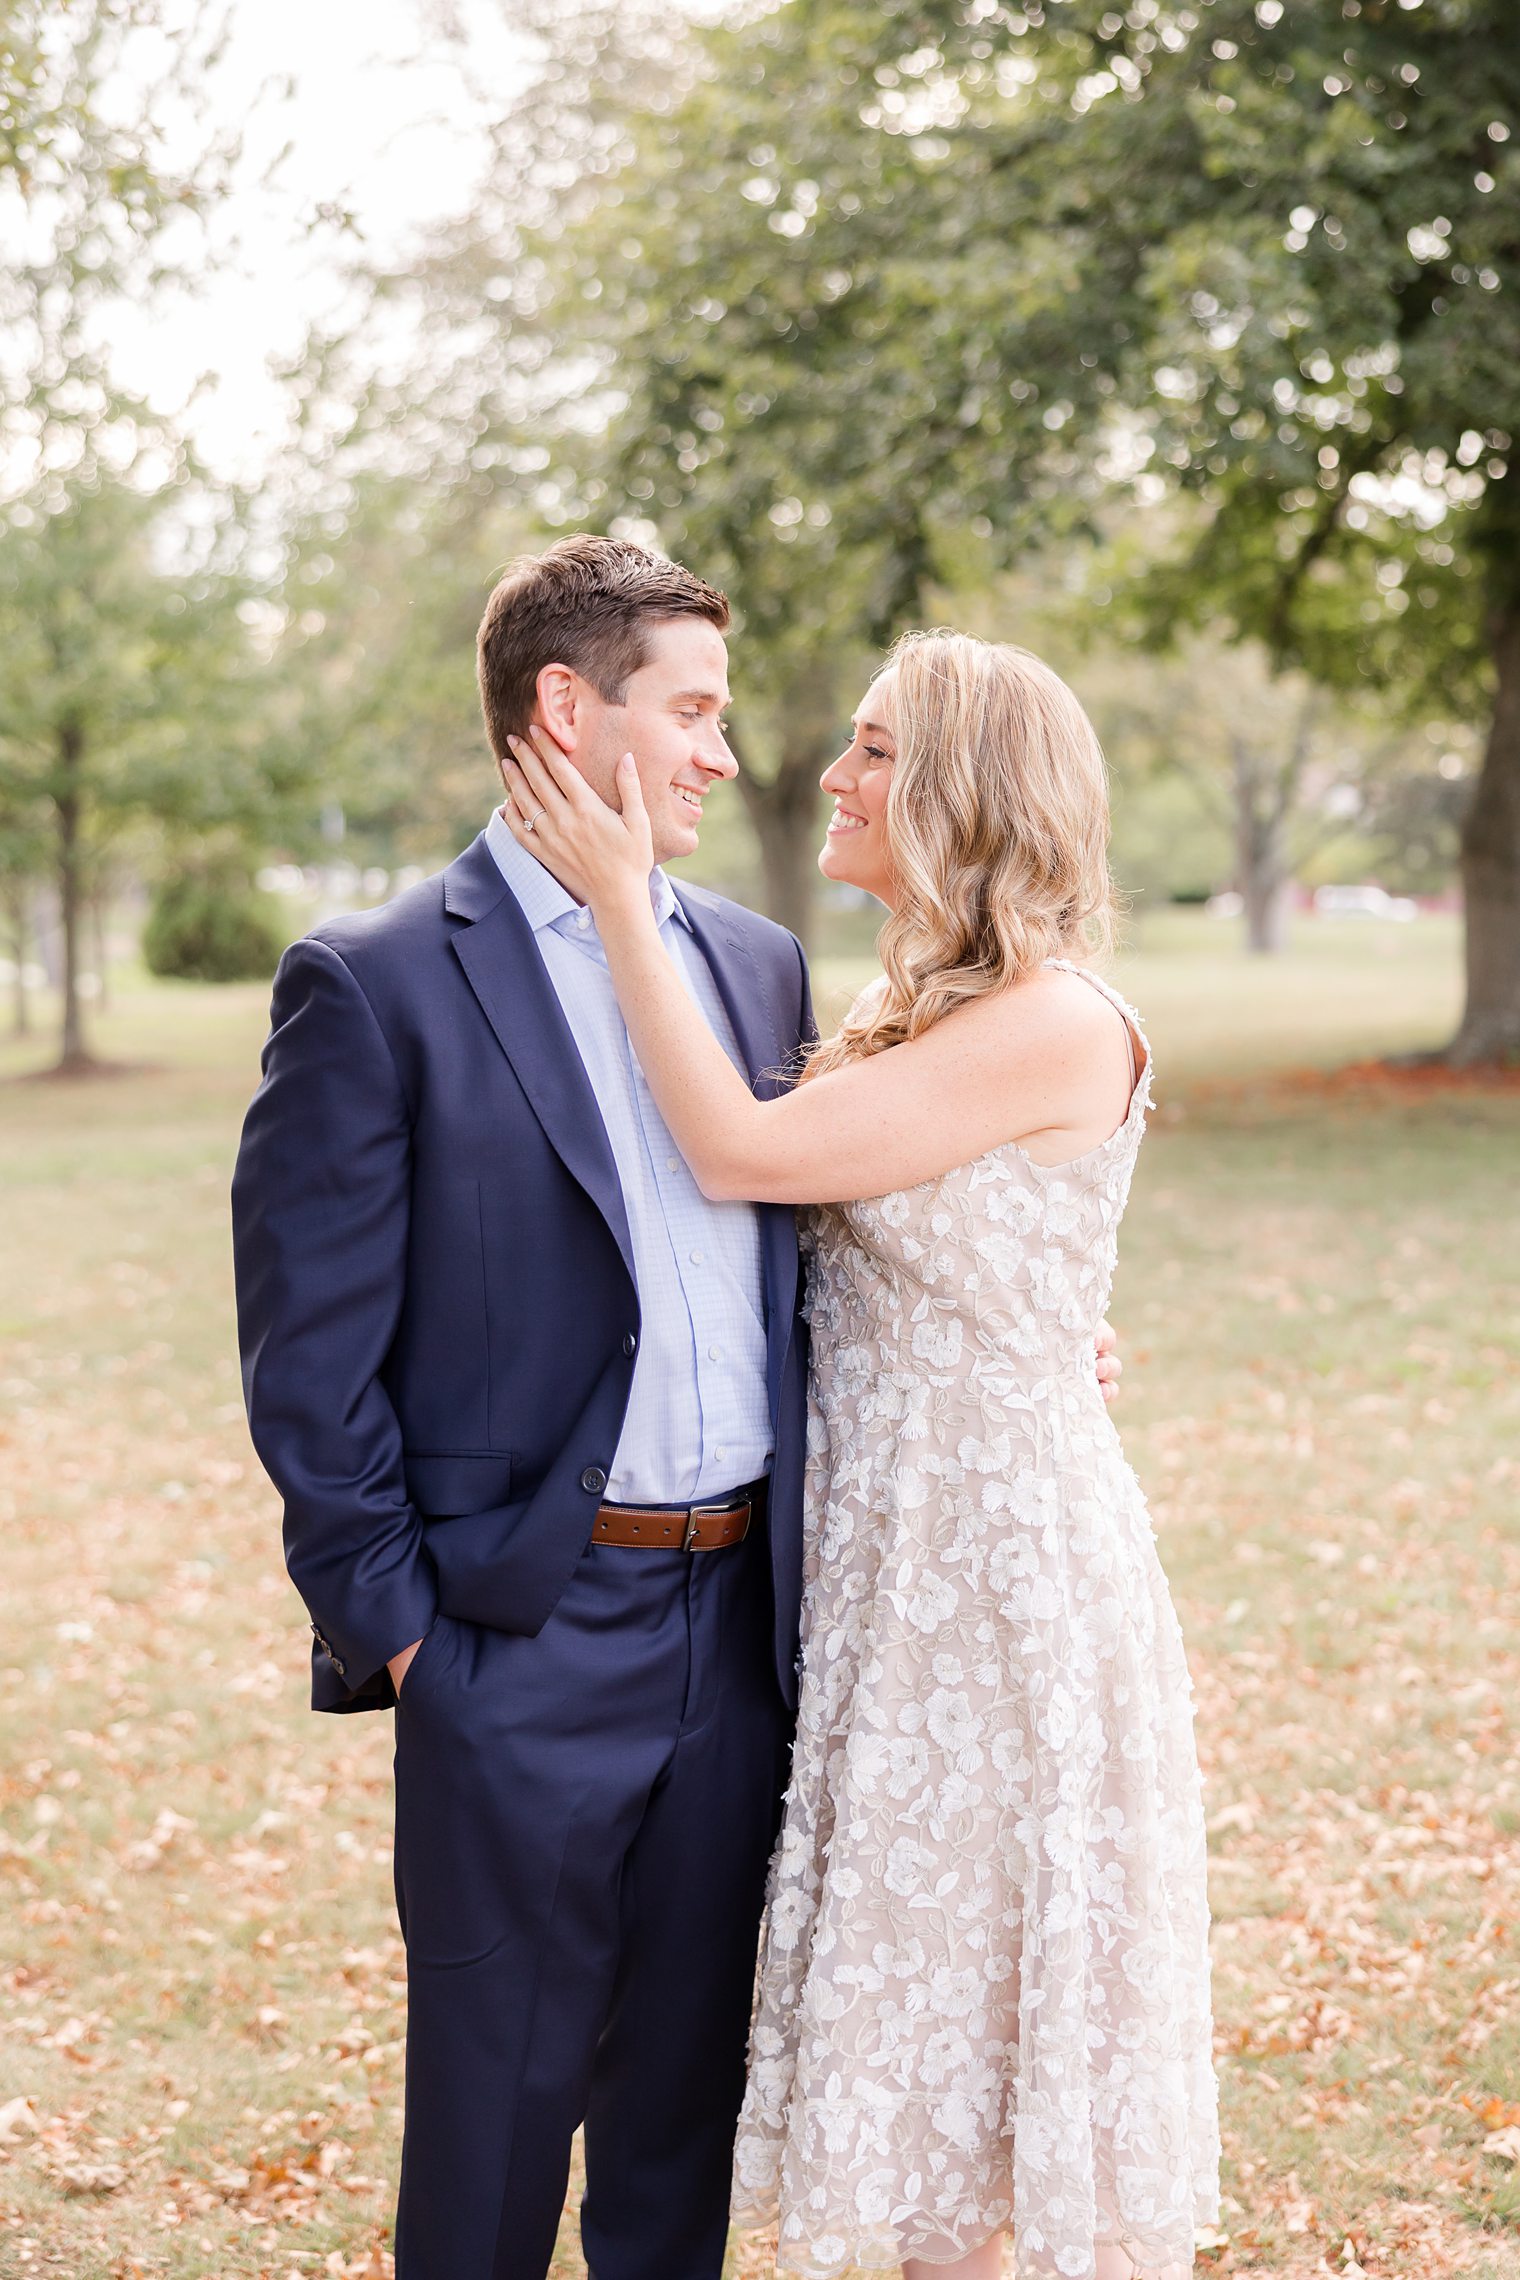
[732,965,1220,2278]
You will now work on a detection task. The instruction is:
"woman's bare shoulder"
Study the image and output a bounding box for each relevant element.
[948,962,1121,1061]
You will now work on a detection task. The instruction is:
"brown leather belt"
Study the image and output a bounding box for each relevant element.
[593,1480,765,1552]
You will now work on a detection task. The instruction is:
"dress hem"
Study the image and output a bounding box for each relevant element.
[730,2200,1208,2278]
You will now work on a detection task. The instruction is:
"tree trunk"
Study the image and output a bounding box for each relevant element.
[1242,868,1290,954]
[5,886,30,1036]
[54,719,93,1072]
[92,885,110,1012]
[1449,600,1520,1063]
[733,656,838,951]
[1232,737,1291,955]
[746,766,824,946]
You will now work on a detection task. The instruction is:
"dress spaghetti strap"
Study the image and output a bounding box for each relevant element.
[1043,956,1149,1110]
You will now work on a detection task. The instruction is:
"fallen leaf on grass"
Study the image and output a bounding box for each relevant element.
[1482,2124,1520,2162]
[729,2223,780,2279]
[123,1805,195,1871]
[1273,1058,1520,1101]
[1208,1799,1256,1837]
[57,2158,127,2194]
[1230,1991,1357,2057]
[0,2093,40,2143]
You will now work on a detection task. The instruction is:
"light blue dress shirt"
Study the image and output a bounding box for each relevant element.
[484,806,773,1503]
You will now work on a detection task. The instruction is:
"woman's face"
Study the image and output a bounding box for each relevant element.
[818,672,898,906]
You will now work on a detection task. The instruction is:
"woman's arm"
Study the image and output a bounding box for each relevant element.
[502,730,1126,1205]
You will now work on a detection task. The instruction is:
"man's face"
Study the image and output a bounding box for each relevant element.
[549,617,738,867]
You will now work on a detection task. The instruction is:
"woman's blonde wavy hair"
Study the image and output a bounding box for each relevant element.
[805,630,1115,1082]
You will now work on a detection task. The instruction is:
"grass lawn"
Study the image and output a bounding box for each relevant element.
[2,913,1518,2279]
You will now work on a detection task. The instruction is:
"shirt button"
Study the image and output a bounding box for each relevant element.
[576,909,591,931]
[666,1155,680,1172]
[689,1248,703,1265]
[708,1344,721,1361]
[715,1446,726,1462]
[580,1465,608,1495]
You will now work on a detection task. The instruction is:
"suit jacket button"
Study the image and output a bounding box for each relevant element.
[580,1465,608,1495]
[622,1333,637,1356]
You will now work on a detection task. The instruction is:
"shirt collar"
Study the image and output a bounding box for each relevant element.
[484,804,691,934]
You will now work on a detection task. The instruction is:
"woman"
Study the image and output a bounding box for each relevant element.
[501,631,1219,2280]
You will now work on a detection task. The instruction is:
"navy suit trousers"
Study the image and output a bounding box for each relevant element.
[391,1522,792,2280]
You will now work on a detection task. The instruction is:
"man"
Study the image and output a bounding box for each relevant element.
[232,535,1118,2280]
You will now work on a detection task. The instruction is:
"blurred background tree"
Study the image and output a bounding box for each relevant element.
[0,0,103,190]
[951,559,1468,946]
[0,463,262,1069]
[1076,640,1457,952]
[0,785,48,1037]
[364,0,944,947]
[388,0,1511,1044]
[1,0,1512,1058]
[257,463,540,870]
[141,845,285,983]
[0,0,295,1070]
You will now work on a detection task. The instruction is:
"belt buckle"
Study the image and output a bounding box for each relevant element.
[683,1501,729,1551]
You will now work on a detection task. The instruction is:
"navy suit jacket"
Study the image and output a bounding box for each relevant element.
[231,833,814,1715]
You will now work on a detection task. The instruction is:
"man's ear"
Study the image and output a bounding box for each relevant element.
[534,663,580,755]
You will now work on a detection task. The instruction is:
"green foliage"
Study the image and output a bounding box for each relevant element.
[259,472,538,869]
[142,863,284,984]
[0,2,52,187]
[1080,629,1461,909]
[513,0,1516,1016]
[299,0,1518,997]
[0,0,235,482]
[0,0,275,1063]
[949,560,1465,923]
[0,454,272,1064]
[398,0,1511,949]
[545,0,1518,694]
[0,469,261,859]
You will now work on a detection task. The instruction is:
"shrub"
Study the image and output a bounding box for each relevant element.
[142,866,284,983]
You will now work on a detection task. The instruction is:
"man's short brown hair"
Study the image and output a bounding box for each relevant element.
[476,535,730,762]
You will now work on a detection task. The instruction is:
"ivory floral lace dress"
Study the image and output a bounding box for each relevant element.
[732,966,1219,2278]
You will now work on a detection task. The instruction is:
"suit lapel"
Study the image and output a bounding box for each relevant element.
[673,885,786,1099]
[674,885,803,1422]
[446,838,636,1285]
